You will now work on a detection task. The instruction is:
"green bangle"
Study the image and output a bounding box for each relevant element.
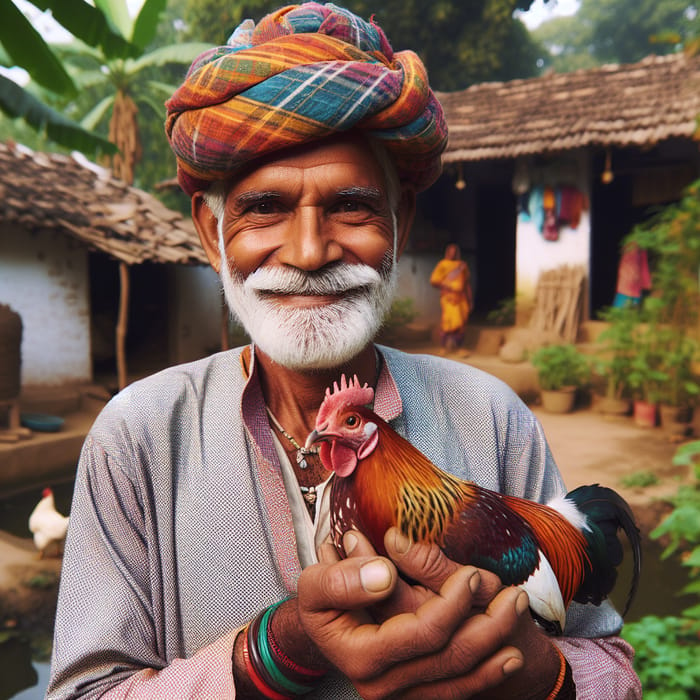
[257,604,315,695]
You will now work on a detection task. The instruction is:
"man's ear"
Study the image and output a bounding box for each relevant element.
[191,192,222,273]
[394,186,416,259]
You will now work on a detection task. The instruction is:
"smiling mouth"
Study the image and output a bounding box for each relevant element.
[265,292,343,307]
[258,287,367,305]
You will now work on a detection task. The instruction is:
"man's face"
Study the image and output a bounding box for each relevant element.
[209,137,405,370]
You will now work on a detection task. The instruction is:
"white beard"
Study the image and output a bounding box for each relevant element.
[217,226,398,370]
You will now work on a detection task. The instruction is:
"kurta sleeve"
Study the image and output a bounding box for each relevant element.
[46,435,238,698]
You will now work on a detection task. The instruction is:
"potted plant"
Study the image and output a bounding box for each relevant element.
[624,180,700,430]
[655,327,699,438]
[626,319,667,428]
[592,305,637,416]
[530,343,591,413]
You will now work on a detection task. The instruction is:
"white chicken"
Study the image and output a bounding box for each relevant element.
[28,487,70,558]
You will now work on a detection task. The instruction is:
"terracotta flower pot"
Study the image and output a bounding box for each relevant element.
[540,387,576,414]
[633,400,658,428]
[595,394,632,417]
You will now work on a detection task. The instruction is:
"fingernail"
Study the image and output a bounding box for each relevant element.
[391,529,411,554]
[344,531,358,555]
[502,655,523,675]
[360,560,392,593]
[469,571,481,593]
[515,591,530,615]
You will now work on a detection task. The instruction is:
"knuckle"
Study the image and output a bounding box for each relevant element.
[323,563,355,600]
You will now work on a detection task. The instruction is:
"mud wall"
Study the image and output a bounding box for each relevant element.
[0,224,90,386]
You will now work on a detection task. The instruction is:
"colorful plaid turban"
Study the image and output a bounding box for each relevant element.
[165,2,447,196]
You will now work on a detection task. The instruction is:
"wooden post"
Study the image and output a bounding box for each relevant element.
[221,301,230,351]
[116,261,130,390]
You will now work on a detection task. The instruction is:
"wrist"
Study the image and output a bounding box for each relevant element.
[234,598,328,699]
[545,644,576,700]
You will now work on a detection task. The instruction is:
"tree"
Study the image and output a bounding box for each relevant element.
[0,0,136,154]
[534,0,700,72]
[182,0,545,90]
[53,0,208,185]
[43,0,208,389]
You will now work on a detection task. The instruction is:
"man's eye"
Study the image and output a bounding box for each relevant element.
[334,199,370,214]
[248,201,280,215]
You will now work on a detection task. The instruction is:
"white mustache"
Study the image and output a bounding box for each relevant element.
[244,264,382,296]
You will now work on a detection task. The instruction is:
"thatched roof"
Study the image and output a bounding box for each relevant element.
[437,53,700,163]
[0,141,208,265]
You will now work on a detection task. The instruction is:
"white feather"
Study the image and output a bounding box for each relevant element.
[545,495,590,531]
[520,550,566,631]
[28,490,69,554]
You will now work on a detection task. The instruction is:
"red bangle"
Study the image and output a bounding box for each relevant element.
[242,626,290,700]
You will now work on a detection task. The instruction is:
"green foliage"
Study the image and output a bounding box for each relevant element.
[622,440,700,697]
[625,179,700,407]
[594,305,639,399]
[384,297,419,331]
[25,571,59,590]
[534,0,700,73]
[625,321,671,403]
[0,0,143,154]
[623,616,700,699]
[182,0,544,90]
[486,297,517,326]
[619,470,660,488]
[530,343,591,391]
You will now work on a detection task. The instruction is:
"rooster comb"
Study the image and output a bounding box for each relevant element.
[317,375,374,424]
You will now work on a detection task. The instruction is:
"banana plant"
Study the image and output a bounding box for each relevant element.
[54,0,209,183]
[1,0,208,162]
[0,0,139,153]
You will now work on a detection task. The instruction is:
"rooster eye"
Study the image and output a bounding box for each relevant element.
[345,415,359,427]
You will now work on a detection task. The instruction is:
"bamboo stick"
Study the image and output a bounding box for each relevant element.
[116,261,130,390]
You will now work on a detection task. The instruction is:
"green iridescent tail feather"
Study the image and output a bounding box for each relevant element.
[566,484,642,616]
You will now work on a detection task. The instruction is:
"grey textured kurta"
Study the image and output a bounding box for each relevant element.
[48,346,625,698]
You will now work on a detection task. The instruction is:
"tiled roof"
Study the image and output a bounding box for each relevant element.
[0,141,208,265]
[437,53,700,163]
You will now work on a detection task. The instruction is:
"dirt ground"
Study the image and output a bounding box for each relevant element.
[532,406,690,534]
[0,530,62,650]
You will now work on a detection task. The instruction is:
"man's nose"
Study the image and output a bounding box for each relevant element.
[277,207,343,271]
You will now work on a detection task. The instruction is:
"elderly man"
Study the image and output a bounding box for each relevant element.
[48,4,640,698]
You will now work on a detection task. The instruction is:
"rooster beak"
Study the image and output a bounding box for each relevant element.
[305,429,323,449]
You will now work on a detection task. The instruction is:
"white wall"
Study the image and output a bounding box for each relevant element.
[168,265,225,364]
[516,211,591,299]
[396,252,441,322]
[515,159,591,320]
[0,224,91,386]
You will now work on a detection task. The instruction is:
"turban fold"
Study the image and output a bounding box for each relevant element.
[165,2,447,196]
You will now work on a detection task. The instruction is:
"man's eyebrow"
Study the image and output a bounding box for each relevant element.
[335,186,383,200]
[233,190,282,206]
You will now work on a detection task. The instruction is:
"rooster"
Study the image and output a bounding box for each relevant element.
[28,487,70,559]
[305,375,641,633]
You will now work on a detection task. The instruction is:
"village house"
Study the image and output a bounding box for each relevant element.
[0,141,217,394]
[427,51,700,327]
[1,51,699,403]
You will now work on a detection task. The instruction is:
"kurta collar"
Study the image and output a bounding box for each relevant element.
[239,343,403,422]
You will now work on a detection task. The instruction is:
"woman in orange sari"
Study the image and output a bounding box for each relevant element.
[430,243,472,356]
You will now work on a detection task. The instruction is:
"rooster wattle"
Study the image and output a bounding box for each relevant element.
[305,375,641,633]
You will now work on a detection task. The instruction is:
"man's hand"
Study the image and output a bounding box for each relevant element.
[296,529,539,699]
